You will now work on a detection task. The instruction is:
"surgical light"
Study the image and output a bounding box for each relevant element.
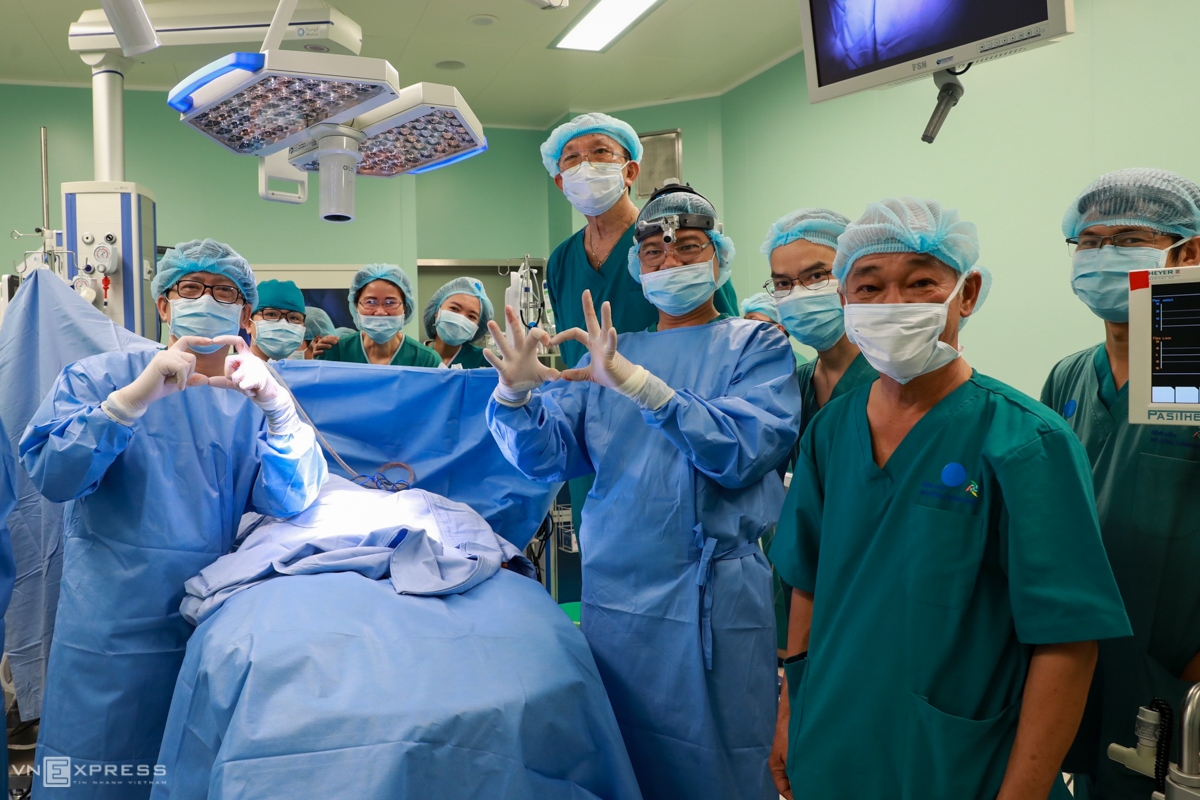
[553,0,664,52]
[168,50,400,157]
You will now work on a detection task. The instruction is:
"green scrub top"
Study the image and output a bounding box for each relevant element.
[425,341,491,369]
[546,224,738,369]
[765,351,878,652]
[1043,345,1200,799]
[770,371,1130,799]
[317,332,442,368]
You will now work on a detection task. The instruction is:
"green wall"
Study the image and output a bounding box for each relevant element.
[5,0,1199,394]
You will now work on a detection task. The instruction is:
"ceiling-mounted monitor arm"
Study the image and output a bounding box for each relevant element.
[921,68,967,144]
[262,0,301,53]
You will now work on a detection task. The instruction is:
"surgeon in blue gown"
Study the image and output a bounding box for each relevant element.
[0,418,19,781]
[20,239,327,799]
[486,184,800,800]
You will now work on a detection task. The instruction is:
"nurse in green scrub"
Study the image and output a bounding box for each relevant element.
[422,277,495,369]
[541,112,737,370]
[769,197,1131,800]
[317,263,441,368]
[1044,169,1200,800]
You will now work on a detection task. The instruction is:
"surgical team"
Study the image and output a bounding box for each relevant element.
[11,109,1199,800]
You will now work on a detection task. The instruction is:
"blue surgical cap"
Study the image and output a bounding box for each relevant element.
[422,277,494,342]
[348,264,416,320]
[741,292,781,324]
[254,279,305,314]
[1062,168,1200,239]
[834,197,991,322]
[761,208,851,255]
[626,189,735,286]
[152,238,256,307]
[540,112,643,176]
[303,306,335,341]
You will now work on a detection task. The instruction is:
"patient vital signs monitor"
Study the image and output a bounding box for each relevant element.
[1129,266,1200,425]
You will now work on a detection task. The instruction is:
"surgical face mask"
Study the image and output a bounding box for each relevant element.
[357,312,406,344]
[169,295,243,354]
[435,309,478,346]
[641,260,718,317]
[560,161,627,217]
[253,319,306,360]
[1071,240,1187,323]
[843,271,970,385]
[775,281,845,351]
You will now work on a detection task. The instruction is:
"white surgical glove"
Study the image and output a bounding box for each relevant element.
[208,336,302,436]
[101,337,211,425]
[482,307,561,407]
[552,290,675,411]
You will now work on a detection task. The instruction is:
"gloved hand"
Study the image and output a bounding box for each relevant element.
[208,336,301,436]
[101,337,212,425]
[482,306,561,406]
[553,290,675,410]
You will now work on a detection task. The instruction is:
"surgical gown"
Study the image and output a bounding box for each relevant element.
[1043,345,1200,800]
[20,349,327,800]
[770,372,1131,799]
[488,317,800,800]
[546,225,737,369]
[0,418,19,781]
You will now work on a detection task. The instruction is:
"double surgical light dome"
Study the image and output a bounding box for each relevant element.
[168,49,488,221]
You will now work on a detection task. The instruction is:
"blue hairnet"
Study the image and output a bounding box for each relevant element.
[761,208,851,255]
[540,112,644,176]
[348,264,416,320]
[741,292,781,324]
[834,197,991,322]
[303,306,335,340]
[422,277,494,342]
[152,238,257,307]
[832,197,979,282]
[1062,168,1200,239]
[626,189,735,286]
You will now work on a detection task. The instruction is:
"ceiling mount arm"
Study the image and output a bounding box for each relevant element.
[262,0,301,53]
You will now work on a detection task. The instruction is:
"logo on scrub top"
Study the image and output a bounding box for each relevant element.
[917,462,981,507]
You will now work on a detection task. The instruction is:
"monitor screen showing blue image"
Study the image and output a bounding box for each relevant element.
[810,0,1048,87]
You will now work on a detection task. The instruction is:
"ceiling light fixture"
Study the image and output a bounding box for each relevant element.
[552,0,664,52]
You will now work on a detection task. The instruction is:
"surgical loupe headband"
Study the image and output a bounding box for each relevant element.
[634,184,720,244]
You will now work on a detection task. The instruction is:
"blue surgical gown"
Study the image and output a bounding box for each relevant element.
[1043,345,1200,800]
[488,317,800,800]
[20,349,327,800]
[770,372,1131,799]
[0,418,20,781]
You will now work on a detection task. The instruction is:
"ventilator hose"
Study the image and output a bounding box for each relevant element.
[1151,698,1173,793]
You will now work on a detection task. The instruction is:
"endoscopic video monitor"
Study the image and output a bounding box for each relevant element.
[1129,266,1200,425]
[798,0,1075,103]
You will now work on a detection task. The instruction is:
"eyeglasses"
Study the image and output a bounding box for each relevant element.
[558,146,628,172]
[358,298,404,312]
[639,240,713,269]
[1066,230,1178,254]
[764,271,832,298]
[256,308,306,325]
[172,280,243,305]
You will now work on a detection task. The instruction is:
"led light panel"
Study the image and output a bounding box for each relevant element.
[169,50,400,156]
[289,83,488,177]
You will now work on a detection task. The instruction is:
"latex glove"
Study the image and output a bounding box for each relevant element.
[482,306,561,406]
[208,335,301,436]
[309,334,340,359]
[101,337,212,425]
[552,290,675,410]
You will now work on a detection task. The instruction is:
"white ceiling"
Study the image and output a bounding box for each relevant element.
[0,0,803,128]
